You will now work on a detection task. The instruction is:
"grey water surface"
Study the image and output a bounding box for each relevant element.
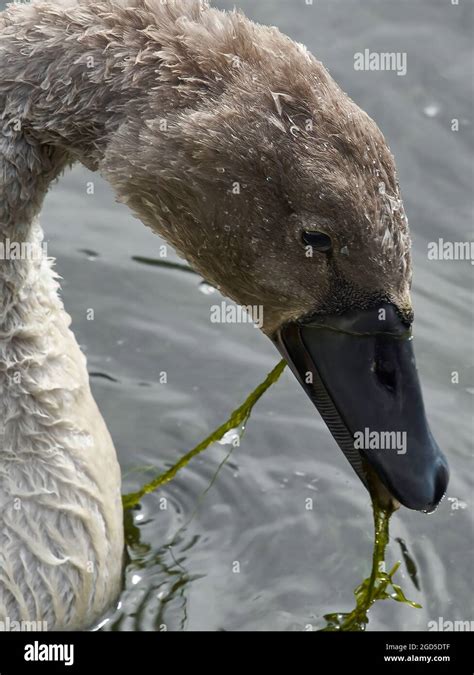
[5,0,474,630]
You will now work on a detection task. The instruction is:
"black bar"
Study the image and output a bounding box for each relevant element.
[0,630,471,673]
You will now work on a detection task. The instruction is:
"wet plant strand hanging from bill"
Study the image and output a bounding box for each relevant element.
[122,359,421,630]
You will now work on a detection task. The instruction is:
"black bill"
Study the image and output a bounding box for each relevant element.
[273,303,449,512]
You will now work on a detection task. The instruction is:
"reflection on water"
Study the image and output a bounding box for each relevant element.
[132,256,198,276]
[106,513,199,632]
[396,538,421,592]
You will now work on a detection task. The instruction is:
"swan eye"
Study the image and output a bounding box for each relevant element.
[302,231,333,252]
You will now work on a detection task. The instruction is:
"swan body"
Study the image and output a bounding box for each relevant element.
[0,218,123,629]
[0,0,448,630]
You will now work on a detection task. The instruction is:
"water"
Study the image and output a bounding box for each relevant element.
[3,0,473,630]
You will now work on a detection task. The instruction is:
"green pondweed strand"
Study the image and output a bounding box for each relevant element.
[122,359,287,510]
[321,498,421,631]
[122,358,421,629]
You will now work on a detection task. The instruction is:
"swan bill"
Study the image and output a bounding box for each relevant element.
[273,303,449,512]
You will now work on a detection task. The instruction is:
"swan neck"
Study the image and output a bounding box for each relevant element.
[0,131,68,304]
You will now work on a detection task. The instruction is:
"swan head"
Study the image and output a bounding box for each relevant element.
[103,8,449,512]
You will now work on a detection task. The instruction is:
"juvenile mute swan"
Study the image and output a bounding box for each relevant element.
[0,0,449,630]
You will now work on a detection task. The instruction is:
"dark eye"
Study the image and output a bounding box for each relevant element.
[302,231,333,252]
